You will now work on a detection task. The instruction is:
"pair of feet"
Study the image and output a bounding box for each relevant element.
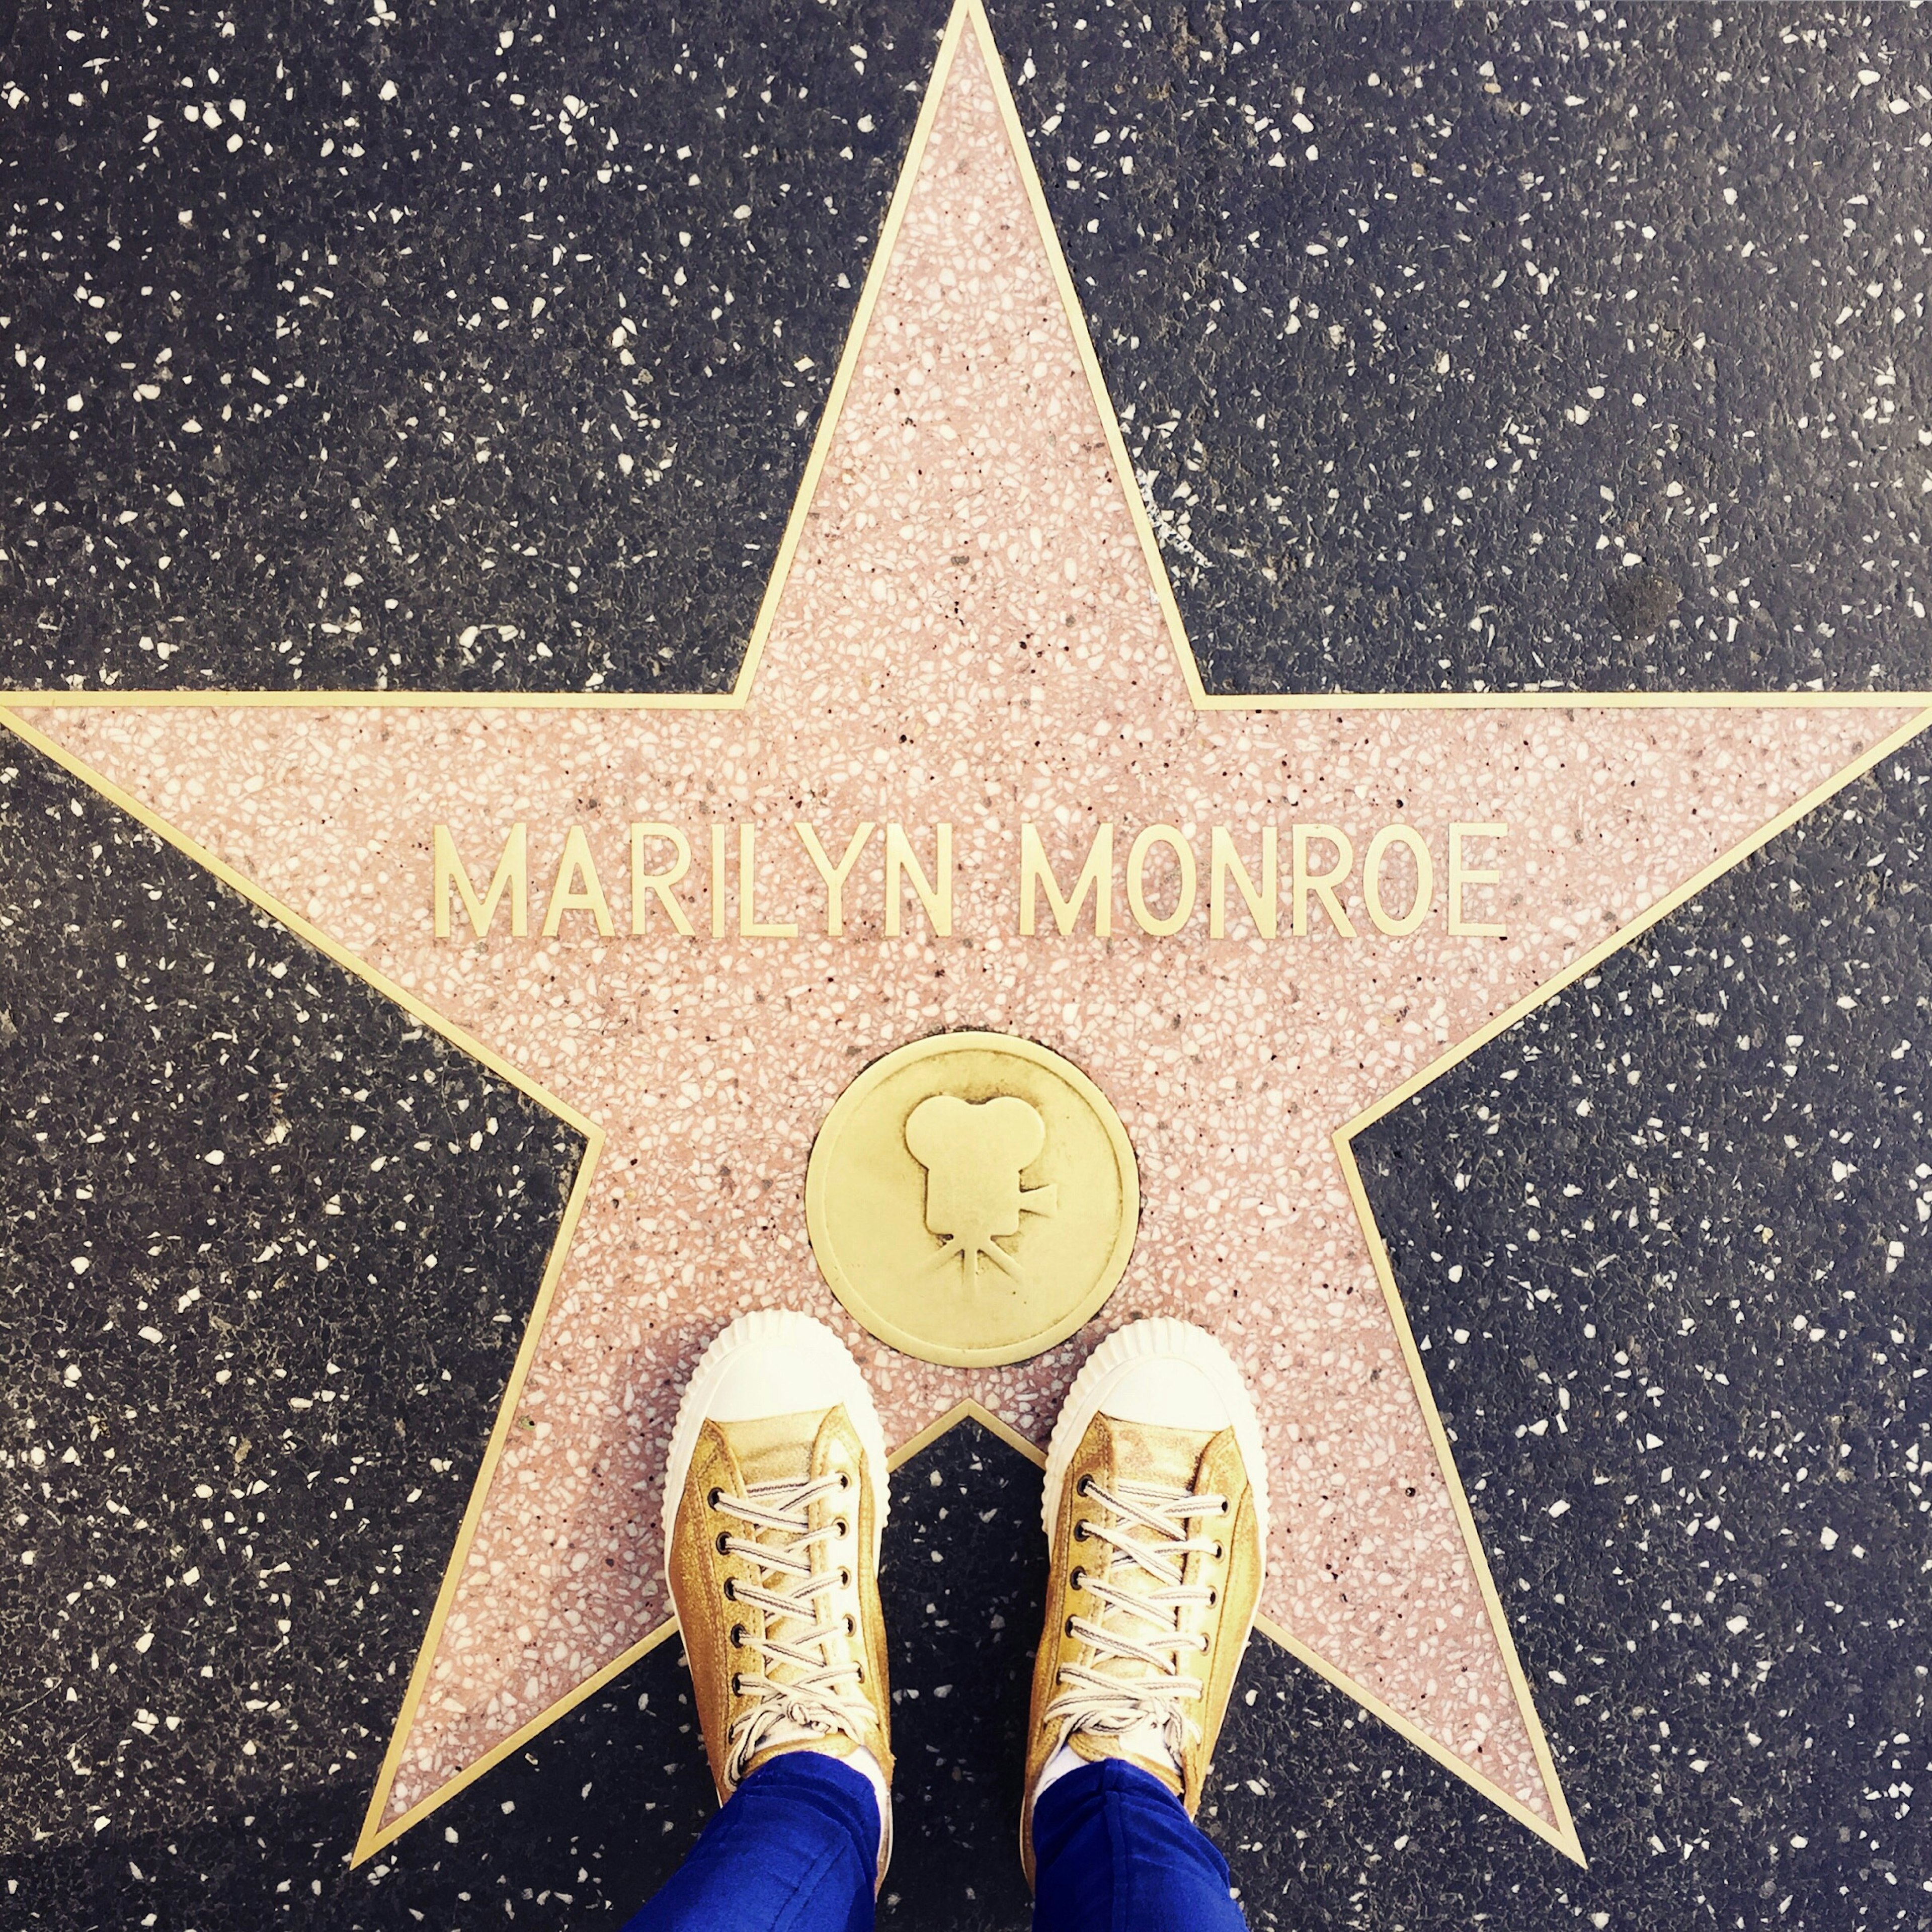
[661,1310,1268,1888]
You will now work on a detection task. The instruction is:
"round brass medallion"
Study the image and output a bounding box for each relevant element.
[805,1032,1140,1368]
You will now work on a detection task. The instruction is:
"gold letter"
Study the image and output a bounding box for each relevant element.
[630,823,694,937]
[542,825,615,937]
[886,823,952,937]
[710,824,727,939]
[1019,822,1113,936]
[1292,824,1357,938]
[796,821,874,936]
[433,822,527,939]
[1448,822,1508,937]
[739,825,797,938]
[1126,824,1196,937]
[1209,825,1277,939]
[1363,825,1434,937]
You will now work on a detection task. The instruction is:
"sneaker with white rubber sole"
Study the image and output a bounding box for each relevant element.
[661,1309,895,1884]
[1021,1317,1269,1885]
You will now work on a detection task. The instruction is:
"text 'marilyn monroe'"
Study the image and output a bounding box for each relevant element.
[430,819,1510,943]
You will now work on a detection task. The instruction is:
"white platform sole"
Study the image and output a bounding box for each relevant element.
[660,1309,891,1570]
[1040,1318,1270,1544]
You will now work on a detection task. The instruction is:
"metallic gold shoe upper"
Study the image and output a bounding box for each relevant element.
[666,1403,893,1806]
[1021,1411,1262,1880]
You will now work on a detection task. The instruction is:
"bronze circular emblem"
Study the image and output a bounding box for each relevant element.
[805,1032,1140,1368]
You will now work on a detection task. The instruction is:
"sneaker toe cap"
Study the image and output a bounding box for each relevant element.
[1097,1357,1231,1432]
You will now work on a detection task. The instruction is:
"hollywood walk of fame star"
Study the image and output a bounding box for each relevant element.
[8,0,1923,1869]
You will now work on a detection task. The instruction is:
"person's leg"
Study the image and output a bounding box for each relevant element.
[1020,1319,1267,1929]
[1029,1757,1245,1932]
[630,1309,897,1928]
[623,1749,879,1932]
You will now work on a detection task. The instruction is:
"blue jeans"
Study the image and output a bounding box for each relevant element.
[624,1750,1247,1932]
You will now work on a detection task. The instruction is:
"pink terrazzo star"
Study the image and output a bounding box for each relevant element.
[27,13,1916,1859]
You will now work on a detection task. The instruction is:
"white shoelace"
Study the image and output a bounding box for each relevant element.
[1041,1473,1228,1774]
[712,1471,873,1787]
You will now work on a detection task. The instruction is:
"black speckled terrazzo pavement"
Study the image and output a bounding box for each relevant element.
[1350,736,1932,1927]
[987,2,1932,695]
[0,0,932,695]
[8,2,1929,697]
[0,725,585,1922]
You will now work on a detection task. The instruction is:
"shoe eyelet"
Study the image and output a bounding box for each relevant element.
[715,1532,733,1556]
[835,1517,849,1540]
[1075,1475,1094,1498]
[1064,1615,1078,1638]
[1206,1587,1219,1607]
[1212,1543,1225,1561]
[844,1614,857,1636]
[707,1486,722,1509]
[840,1567,851,1588]
[722,1577,737,1601]
[854,1663,864,1683]
[730,1673,743,1696]
[839,1472,850,1490]
[730,1624,745,1648]
[1073,1520,1089,1543]
[1070,1567,1087,1593]
[1219,1498,1231,1515]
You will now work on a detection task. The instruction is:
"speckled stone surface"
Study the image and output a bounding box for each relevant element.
[5,2,1930,1926]
[323,730,1932,1916]
[1350,744,1932,1923]
[989,2,1932,694]
[0,726,584,1916]
[1,1416,1066,1926]
[0,0,931,694]
[10,1,1928,700]
[35,29,1915,1842]
[61,1376,1914,1928]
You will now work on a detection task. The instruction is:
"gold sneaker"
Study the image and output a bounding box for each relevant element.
[1021,1318,1269,1883]
[661,1309,894,1880]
